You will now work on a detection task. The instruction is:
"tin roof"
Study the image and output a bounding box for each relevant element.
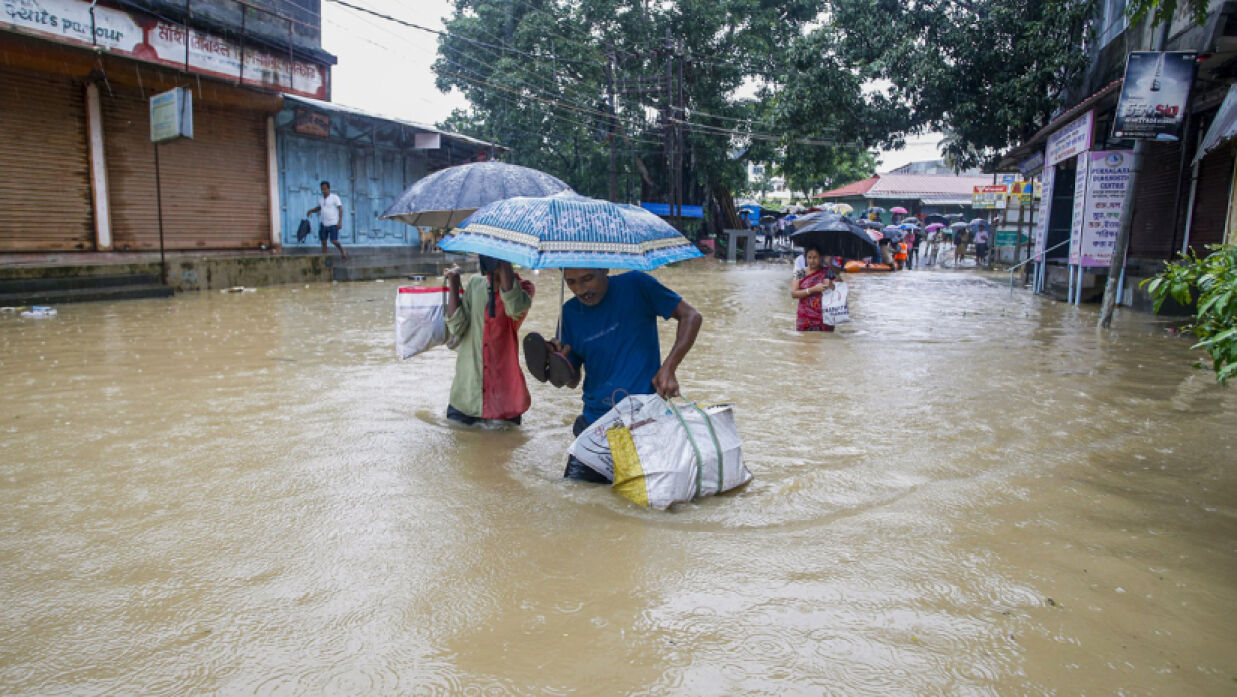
[816,176,879,198]
[283,94,505,152]
[817,173,996,200]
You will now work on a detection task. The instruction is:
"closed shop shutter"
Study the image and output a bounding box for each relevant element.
[1186,146,1234,253]
[103,89,269,250]
[0,69,93,251]
[1129,142,1185,260]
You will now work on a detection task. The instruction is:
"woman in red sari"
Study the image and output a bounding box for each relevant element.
[790,247,837,332]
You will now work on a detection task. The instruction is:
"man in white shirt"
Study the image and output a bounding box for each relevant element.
[307,180,347,260]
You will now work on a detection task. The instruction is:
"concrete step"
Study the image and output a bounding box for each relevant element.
[0,273,164,294]
[0,284,174,306]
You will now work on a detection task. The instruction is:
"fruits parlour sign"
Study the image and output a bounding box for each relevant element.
[1112,52,1198,141]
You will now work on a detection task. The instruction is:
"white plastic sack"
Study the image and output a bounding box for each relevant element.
[395,286,449,359]
[819,281,851,325]
[569,395,752,510]
[566,394,667,482]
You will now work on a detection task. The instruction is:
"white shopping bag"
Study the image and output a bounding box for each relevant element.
[819,281,851,325]
[395,286,451,359]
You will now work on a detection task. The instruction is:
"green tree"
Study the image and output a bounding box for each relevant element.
[1144,245,1237,384]
[432,0,887,213]
[825,0,1095,169]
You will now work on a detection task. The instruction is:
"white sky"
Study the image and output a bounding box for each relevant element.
[321,0,941,171]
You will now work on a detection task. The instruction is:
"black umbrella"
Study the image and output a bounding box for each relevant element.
[380,162,573,228]
[791,215,880,260]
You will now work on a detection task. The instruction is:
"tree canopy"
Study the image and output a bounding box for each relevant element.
[432,0,1102,202]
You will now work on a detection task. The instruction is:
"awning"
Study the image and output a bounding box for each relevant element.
[640,202,704,218]
[283,94,505,152]
[1195,83,1237,163]
[917,194,974,206]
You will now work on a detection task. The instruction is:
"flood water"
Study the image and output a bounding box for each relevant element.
[2,262,1235,696]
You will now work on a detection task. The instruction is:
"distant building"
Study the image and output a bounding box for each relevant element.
[889,159,981,176]
[1001,0,1237,306]
[815,172,995,223]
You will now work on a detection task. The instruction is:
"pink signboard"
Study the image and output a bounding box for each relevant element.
[2,0,327,99]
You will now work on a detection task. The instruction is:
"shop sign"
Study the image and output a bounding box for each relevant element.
[1069,154,1089,265]
[995,230,1028,247]
[293,109,331,138]
[1007,181,1035,206]
[1112,52,1198,141]
[1018,151,1045,177]
[1046,110,1094,166]
[972,185,1008,209]
[1077,150,1132,267]
[1033,166,1055,257]
[2,0,327,99]
[150,87,192,142]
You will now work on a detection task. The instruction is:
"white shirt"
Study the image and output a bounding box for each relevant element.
[793,254,806,274]
[319,193,343,227]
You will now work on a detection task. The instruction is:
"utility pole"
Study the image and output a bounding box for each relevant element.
[1099,22,1169,328]
[605,45,618,203]
[663,29,676,229]
[676,40,685,225]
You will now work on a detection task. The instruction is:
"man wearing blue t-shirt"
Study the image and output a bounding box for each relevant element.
[526,268,702,482]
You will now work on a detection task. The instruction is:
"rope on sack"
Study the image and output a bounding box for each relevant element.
[687,402,725,494]
[668,397,725,498]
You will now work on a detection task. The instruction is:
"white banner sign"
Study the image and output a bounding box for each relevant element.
[1046,110,1094,167]
[1034,166,1055,257]
[3,0,327,98]
[1078,150,1132,267]
[1069,154,1089,265]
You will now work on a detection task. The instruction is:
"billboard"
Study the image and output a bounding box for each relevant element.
[972,185,1008,209]
[2,0,328,99]
[1046,110,1094,166]
[1112,52,1198,141]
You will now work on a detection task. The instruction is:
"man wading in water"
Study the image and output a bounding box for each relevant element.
[523,269,702,482]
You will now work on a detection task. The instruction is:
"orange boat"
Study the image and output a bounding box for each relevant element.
[844,260,894,273]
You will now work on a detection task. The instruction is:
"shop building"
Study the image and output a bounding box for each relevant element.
[0,0,332,253]
[1001,0,1237,306]
[274,96,499,249]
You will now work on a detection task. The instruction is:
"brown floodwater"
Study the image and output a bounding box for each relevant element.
[1,262,1235,696]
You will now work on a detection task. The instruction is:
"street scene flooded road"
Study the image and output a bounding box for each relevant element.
[2,263,1235,696]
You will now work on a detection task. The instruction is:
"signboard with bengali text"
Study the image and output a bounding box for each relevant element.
[972,185,1008,209]
[2,0,327,99]
[1046,110,1094,166]
[1069,154,1089,265]
[1033,166,1055,257]
[1078,150,1132,267]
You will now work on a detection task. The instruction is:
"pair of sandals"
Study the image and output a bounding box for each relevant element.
[523,333,578,387]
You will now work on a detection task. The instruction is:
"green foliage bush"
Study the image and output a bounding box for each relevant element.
[1144,244,1237,384]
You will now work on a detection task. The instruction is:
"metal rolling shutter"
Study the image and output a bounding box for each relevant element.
[1186,147,1235,253]
[1129,142,1185,260]
[104,89,269,250]
[0,69,93,251]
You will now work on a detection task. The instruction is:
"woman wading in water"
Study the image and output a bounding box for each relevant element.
[790,247,838,332]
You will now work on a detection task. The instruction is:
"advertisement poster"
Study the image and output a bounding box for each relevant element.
[1046,110,1094,166]
[1112,52,1198,141]
[2,0,327,98]
[1034,166,1055,257]
[972,185,1008,209]
[1069,154,1089,265]
[1078,150,1133,267]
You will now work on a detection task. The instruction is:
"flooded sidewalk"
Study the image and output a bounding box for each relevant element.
[1,263,1234,695]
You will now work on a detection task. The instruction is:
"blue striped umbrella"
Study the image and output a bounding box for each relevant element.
[438,193,703,269]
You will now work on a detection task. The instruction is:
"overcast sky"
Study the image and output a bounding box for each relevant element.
[320,0,940,173]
